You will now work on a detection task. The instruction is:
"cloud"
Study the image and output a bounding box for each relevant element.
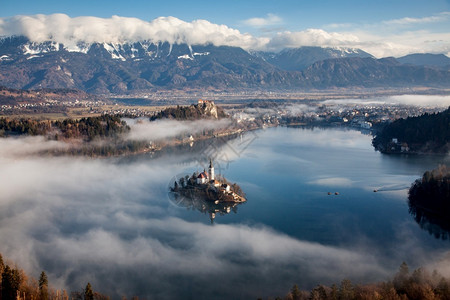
[265,28,360,51]
[322,95,450,108]
[384,12,450,26]
[0,13,449,57]
[386,95,450,107]
[124,118,232,141]
[0,14,267,50]
[1,123,450,299]
[0,136,392,299]
[0,136,70,158]
[243,13,282,27]
[320,12,450,57]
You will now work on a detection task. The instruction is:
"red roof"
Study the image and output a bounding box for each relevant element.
[197,172,208,178]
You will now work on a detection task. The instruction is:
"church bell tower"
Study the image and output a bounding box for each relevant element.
[209,158,215,181]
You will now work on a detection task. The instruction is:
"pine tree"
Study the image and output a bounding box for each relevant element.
[393,261,410,293]
[39,271,48,300]
[339,279,354,299]
[310,285,327,300]
[436,278,450,300]
[0,253,4,298]
[1,265,17,300]
[84,283,94,300]
[330,283,338,300]
[290,284,301,300]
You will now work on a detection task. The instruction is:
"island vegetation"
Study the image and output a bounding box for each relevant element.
[171,160,245,204]
[372,107,450,154]
[408,165,450,239]
[169,170,246,223]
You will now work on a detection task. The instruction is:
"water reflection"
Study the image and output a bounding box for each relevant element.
[408,201,450,240]
[168,191,242,223]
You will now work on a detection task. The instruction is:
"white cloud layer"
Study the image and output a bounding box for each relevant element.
[266,28,360,50]
[243,13,282,27]
[0,134,392,299]
[322,95,450,108]
[125,118,232,141]
[0,13,449,57]
[0,14,266,50]
[383,12,450,26]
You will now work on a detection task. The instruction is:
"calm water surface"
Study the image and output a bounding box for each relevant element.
[0,126,449,299]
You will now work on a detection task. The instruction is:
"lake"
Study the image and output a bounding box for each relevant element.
[0,126,449,299]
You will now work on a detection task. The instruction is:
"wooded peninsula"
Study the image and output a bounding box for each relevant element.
[372,107,450,154]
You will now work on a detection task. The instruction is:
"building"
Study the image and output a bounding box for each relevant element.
[209,158,215,181]
[196,171,208,184]
[198,99,214,105]
[196,159,215,184]
[221,183,231,193]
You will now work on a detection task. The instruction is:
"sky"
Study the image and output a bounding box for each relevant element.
[0,0,449,57]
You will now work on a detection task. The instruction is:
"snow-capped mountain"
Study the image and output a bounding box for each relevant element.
[0,36,211,62]
[0,36,449,94]
[253,46,374,71]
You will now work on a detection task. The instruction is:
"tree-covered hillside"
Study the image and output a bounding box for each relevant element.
[0,115,129,141]
[372,107,450,153]
[150,101,227,120]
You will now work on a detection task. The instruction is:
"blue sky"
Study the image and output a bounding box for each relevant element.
[1,0,449,57]
[2,0,449,32]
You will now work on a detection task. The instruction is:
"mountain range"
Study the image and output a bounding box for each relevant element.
[0,36,449,94]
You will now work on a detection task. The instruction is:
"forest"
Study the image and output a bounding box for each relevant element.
[372,107,450,154]
[0,115,147,156]
[407,165,450,239]
[408,165,450,215]
[0,253,107,300]
[2,252,450,300]
[0,115,130,141]
[150,102,227,120]
[272,262,450,300]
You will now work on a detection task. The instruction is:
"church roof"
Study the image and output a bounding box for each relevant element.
[197,172,208,178]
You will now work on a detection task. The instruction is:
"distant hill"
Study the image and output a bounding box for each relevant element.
[0,36,303,93]
[254,46,373,71]
[397,53,450,68]
[302,57,450,88]
[1,36,450,94]
[372,107,450,154]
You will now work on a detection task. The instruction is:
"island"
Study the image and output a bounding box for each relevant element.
[169,159,246,222]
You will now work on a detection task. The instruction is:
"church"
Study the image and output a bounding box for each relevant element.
[196,159,232,193]
[196,159,215,184]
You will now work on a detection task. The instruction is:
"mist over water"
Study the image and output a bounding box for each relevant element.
[0,126,449,299]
